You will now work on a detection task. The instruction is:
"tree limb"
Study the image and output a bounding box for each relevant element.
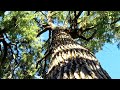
[75,11,83,20]
[82,25,98,33]
[4,33,18,64]
[42,57,47,78]
[110,17,120,25]
[40,11,47,17]
[81,17,120,35]
[79,29,97,41]
[70,11,83,30]
[82,17,120,33]
[63,11,71,28]
[0,28,6,35]
[36,49,52,69]
[37,27,50,37]
[47,11,56,30]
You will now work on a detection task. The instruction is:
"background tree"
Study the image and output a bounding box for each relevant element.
[0,11,120,79]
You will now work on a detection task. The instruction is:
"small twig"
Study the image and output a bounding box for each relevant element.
[36,49,52,69]
[40,11,47,17]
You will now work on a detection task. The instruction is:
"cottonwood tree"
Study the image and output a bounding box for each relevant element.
[0,11,120,79]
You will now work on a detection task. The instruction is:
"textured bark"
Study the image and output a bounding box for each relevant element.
[46,28,111,79]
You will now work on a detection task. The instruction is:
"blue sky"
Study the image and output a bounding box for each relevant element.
[96,42,120,79]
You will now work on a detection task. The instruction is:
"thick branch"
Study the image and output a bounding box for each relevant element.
[70,11,83,29]
[34,17,51,37]
[37,27,50,37]
[35,11,57,37]
[75,11,83,20]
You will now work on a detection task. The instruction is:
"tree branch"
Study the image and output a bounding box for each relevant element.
[82,25,98,33]
[42,57,47,78]
[36,49,52,69]
[37,27,50,37]
[4,33,18,64]
[70,11,83,30]
[79,29,97,41]
[63,11,70,28]
[81,17,120,35]
[47,11,56,30]
[34,17,51,37]
[0,28,6,35]
[69,12,120,41]
[80,17,119,35]
[75,11,83,20]
[35,11,57,37]
[40,11,47,17]
[110,17,120,25]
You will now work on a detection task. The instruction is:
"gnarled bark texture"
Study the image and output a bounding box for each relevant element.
[46,28,111,79]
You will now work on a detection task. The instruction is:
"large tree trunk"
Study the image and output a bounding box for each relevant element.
[46,28,111,79]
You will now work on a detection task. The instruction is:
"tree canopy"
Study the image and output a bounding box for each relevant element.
[0,11,120,79]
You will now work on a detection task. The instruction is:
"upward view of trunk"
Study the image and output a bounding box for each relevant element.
[46,28,111,79]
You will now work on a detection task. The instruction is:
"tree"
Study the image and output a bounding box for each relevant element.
[0,11,120,79]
